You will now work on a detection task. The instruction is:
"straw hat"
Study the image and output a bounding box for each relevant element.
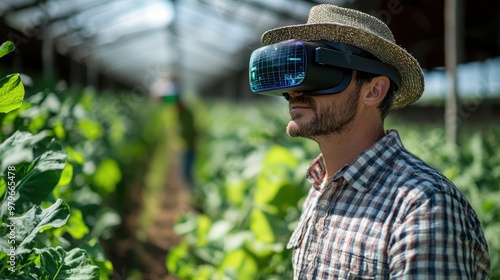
[261,4,424,109]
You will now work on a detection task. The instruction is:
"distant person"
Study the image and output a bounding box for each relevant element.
[150,73,197,189]
[249,4,490,279]
[175,99,197,189]
[150,73,179,104]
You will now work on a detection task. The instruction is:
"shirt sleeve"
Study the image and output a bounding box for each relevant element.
[388,187,490,279]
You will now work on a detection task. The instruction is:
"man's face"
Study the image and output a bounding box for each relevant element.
[286,80,360,139]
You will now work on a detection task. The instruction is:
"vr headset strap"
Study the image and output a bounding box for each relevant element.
[314,47,401,90]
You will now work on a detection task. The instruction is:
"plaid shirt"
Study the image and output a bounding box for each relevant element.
[288,130,490,279]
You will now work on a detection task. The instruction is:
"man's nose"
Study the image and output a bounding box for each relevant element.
[284,91,303,101]
[288,91,303,98]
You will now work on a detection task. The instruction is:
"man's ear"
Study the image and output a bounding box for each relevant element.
[363,76,390,107]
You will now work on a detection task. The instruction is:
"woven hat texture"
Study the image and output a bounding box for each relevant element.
[261,4,424,109]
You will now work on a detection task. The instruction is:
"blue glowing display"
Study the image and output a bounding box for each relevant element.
[249,40,307,92]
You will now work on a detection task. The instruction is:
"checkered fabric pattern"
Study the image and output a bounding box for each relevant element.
[288,130,490,279]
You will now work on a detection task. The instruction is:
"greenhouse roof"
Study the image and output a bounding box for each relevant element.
[0,0,499,96]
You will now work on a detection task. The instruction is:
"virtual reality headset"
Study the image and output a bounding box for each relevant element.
[249,39,401,97]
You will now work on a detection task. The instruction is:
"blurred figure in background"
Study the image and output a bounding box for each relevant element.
[175,98,197,190]
[150,72,179,104]
[149,72,198,190]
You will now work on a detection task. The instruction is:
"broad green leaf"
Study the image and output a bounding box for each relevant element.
[52,120,66,141]
[65,146,85,165]
[192,265,217,280]
[40,92,61,113]
[0,130,49,172]
[83,238,113,279]
[224,232,251,252]
[82,238,109,263]
[108,115,126,144]
[0,101,29,132]
[196,214,211,246]
[64,208,89,239]
[52,208,88,240]
[71,186,103,206]
[0,251,6,264]
[249,209,275,244]
[267,182,305,218]
[0,235,12,259]
[0,178,5,200]
[207,220,232,242]
[27,113,49,133]
[8,199,70,255]
[77,119,102,141]
[0,131,66,216]
[56,162,73,187]
[254,145,298,206]
[226,178,246,207]
[27,247,99,279]
[90,208,120,239]
[167,241,196,278]
[95,259,113,280]
[173,212,198,236]
[79,90,96,110]
[482,199,496,213]
[0,74,25,113]
[0,41,15,59]
[218,249,258,280]
[8,150,67,215]
[93,159,121,194]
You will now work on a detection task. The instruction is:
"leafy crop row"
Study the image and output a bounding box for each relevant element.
[0,41,165,279]
[167,100,500,279]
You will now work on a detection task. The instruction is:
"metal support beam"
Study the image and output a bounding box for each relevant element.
[444,0,463,146]
[42,26,55,83]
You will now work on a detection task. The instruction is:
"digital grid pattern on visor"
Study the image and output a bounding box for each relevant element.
[248,39,401,97]
[249,40,306,93]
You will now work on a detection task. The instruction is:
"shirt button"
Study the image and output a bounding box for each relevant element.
[315,223,321,231]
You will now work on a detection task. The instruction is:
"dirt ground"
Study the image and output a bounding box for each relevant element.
[106,150,192,280]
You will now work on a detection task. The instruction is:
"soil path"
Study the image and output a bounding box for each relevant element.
[107,149,192,280]
[140,150,192,279]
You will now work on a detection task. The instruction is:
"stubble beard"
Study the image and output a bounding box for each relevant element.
[286,89,359,139]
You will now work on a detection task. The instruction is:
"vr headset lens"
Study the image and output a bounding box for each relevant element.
[249,40,307,93]
[249,40,401,97]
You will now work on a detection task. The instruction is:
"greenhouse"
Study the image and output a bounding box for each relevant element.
[0,0,499,279]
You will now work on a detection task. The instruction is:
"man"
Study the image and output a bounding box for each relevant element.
[249,4,490,279]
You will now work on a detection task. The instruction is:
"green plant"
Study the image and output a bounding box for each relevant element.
[167,101,315,279]
[0,41,24,115]
[0,41,99,279]
[0,38,181,279]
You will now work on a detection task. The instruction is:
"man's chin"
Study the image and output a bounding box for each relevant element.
[286,121,302,137]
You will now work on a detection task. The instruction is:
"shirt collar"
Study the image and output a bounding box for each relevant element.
[306,153,326,190]
[305,130,404,192]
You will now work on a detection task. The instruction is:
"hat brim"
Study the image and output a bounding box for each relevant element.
[261,23,424,109]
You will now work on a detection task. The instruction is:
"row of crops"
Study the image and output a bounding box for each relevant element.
[0,41,167,279]
[166,102,500,278]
